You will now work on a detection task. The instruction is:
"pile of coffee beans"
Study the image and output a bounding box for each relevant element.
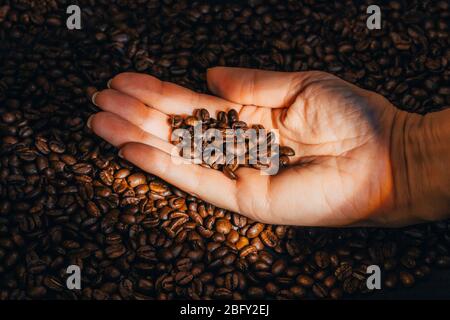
[170,108,295,180]
[1,0,449,300]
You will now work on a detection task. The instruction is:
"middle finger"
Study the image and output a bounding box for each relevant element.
[93,89,171,141]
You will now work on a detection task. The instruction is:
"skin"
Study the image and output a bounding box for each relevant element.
[87,67,450,227]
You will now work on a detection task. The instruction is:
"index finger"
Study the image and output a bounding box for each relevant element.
[109,72,242,117]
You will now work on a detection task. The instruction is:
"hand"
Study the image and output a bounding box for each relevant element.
[87,67,438,227]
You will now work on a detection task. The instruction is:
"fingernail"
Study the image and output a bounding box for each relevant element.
[91,92,99,106]
[107,79,113,89]
[118,149,124,158]
[86,115,94,129]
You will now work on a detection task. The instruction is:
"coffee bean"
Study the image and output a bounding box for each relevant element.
[175,271,194,285]
[171,115,184,128]
[105,244,126,259]
[279,146,295,156]
[312,283,328,298]
[213,288,233,299]
[260,230,278,248]
[226,230,240,244]
[86,201,101,218]
[399,271,415,287]
[323,275,337,288]
[149,181,168,194]
[114,168,131,179]
[251,237,265,251]
[314,251,331,269]
[216,219,232,234]
[436,256,450,268]
[127,173,147,188]
[329,288,343,300]
[239,245,257,258]
[296,275,314,287]
[335,263,353,281]
[246,223,265,239]
[28,286,47,299]
[290,286,306,298]
[271,259,287,276]
[235,237,250,250]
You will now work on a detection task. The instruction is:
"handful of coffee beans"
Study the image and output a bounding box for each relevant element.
[169,108,295,179]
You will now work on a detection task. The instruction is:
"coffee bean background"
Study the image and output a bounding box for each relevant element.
[0,0,449,300]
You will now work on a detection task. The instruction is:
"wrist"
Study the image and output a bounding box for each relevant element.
[393,108,450,223]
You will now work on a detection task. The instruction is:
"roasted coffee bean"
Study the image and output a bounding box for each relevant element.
[399,272,415,287]
[251,237,265,251]
[436,256,450,268]
[127,173,147,188]
[314,251,331,269]
[313,270,328,281]
[213,288,233,299]
[312,283,328,298]
[329,288,343,300]
[260,230,278,248]
[335,263,353,281]
[241,222,261,238]
[279,146,295,156]
[235,237,250,250]
[175,271,194,286]
[323,275,337,288]
[290,286,306,298]
[239,245,257,258]
[149,182,168,194]
[105,245,126,259]
[232,214,247,228]
[114,168,131,179]
[296,275,314,287]
[384,273,398,289]
[171,115,184,128]
[86,201,101,218]
[271,259,287,276]
[226,230,240,244]
[215,219,232,235]
[28,286,47,299]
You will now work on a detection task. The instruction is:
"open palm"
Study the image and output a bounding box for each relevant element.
[89,67,400,227]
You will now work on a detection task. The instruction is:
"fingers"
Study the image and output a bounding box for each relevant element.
[119,142,241,212]
[207,67,307,108]
[109,72,242,116]
[93,89,171,141]
[88,111,173,154]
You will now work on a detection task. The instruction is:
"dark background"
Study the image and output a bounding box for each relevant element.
[0,0,449,300]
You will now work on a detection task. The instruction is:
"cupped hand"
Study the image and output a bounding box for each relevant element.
[88,67,410,227]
